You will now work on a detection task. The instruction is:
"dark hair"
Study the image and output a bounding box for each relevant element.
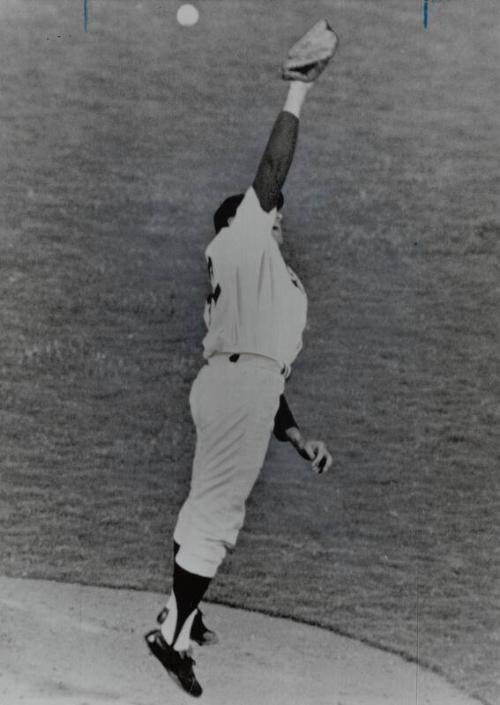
[213,191,284,234]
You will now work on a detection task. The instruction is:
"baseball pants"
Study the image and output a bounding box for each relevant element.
[174,353,285,578]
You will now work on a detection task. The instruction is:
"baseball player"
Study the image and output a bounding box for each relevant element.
[145,32,336,697]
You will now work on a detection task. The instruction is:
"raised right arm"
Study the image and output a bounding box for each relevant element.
[253,81,312,213]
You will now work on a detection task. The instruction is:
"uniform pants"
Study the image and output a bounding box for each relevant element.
[174,354,285,578]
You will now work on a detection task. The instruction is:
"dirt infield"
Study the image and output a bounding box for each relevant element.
[0,576,479,705]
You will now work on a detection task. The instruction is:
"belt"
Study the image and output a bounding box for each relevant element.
[211,352,289,378]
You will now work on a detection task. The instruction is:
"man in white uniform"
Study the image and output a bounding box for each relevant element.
[145,77,333,697]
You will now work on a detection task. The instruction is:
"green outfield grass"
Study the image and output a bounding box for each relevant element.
[1,1,499,703]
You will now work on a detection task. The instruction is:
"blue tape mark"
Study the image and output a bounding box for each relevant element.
[84,0,89,32]
[423,0,429,29]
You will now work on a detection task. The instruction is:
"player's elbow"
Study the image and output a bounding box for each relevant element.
[254,158,285,212]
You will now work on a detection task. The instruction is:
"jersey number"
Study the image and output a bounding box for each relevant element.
[206,257,221,306]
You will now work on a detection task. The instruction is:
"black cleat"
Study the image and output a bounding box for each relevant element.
[157,607,219,647]
[145,629,202,698]
[191,609,219,646]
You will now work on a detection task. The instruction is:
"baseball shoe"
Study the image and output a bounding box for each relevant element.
[157,607,219,647]
[145,629,202,698]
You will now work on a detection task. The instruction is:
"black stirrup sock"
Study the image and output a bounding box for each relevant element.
[171,561,211,647]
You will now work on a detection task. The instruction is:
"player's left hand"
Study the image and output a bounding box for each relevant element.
[302,439,333,474]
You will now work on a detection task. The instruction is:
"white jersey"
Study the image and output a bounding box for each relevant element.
[202,187,308,371]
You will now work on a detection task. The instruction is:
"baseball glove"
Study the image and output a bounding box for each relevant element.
[282,19,338,83]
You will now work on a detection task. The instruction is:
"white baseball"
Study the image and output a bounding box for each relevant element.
[176,4,199,26]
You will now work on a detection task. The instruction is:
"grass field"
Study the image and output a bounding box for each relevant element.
[1,1,499,703]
